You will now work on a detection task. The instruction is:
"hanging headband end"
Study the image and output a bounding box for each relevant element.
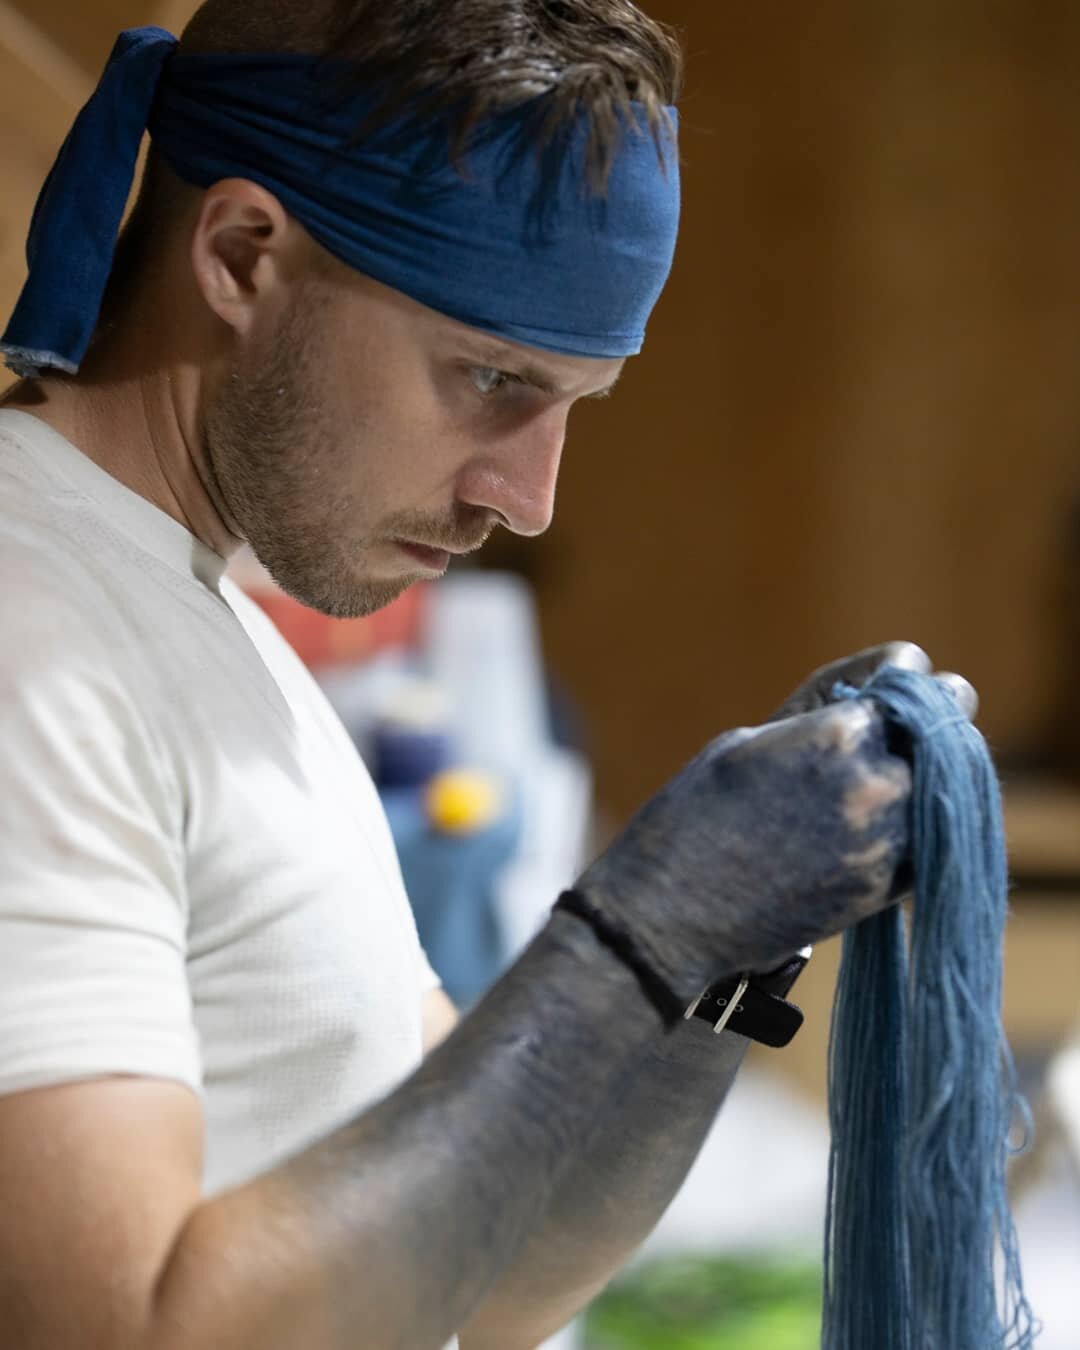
[0,343,79,380]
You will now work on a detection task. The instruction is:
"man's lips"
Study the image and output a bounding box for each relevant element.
[395,530,492,570]
[396,540,453,571]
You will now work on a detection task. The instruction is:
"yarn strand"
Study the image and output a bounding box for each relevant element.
[822,668,1037,1350]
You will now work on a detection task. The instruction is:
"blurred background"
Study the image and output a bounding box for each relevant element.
[4,1,1080,1346]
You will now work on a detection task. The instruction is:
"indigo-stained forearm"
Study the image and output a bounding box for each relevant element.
[149,912,668,1350]
[459,1016,749,1350]
[149,701,915,1350]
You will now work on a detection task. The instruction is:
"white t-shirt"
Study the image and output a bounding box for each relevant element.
[0,409,442,1202]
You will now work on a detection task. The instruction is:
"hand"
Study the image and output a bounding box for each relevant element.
[769,640,978,722]
[576,698,914,1004]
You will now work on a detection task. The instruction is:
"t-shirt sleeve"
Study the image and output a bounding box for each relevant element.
[0,596,201,1098]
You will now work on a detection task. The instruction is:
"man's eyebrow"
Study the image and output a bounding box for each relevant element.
[460,338,622,400]
[510,362,563,397]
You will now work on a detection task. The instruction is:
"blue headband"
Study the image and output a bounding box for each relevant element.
[0,27,680,378]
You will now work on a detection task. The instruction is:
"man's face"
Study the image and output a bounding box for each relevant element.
[201,266,624,618]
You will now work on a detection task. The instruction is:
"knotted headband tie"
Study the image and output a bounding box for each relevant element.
[1,26,681,378]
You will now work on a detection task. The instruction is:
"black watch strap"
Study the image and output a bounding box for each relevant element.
[685,948,811,1048]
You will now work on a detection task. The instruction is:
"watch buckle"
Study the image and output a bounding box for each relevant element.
[711,976,750,1035]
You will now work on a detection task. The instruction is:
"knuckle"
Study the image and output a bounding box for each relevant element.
[842,757,911,831]
[935,671,979,716]
[818,700,877,753]
[885,640,932,673]
[705,725,763,759]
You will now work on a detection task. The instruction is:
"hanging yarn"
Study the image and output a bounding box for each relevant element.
[822,666,1037,1350]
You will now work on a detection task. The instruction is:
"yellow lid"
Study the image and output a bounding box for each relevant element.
[425,769,502,834]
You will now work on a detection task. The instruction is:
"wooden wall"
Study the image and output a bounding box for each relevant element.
[3,1,1080,822]
[534,0,1080,818]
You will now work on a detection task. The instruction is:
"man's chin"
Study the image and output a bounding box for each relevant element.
[259,559,420,621]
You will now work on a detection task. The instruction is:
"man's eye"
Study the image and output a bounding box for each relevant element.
[469,367,517,396]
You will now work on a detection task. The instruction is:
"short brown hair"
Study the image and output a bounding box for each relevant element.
[183,0,682,181]
[100,0,682,330]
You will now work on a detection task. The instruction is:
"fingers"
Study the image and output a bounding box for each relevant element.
[933,670,979,720]
[825,640,931,691]
[769,641,978,729]
[844,647,980,720]
[871,647,978,721]
[770,641,932,720]
[879,640,932,675]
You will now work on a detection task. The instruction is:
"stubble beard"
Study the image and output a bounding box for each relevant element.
[202,294,423,619]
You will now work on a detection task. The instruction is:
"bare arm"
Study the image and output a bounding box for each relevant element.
[0,695,920,1350]
[460,1019,749,1350]
[0,914,667,1350]
[421,985,460,1053]
[421,986,748,1349]
[460,643,963,1348]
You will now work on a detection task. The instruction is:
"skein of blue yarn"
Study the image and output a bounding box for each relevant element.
[821,666,1037,1350]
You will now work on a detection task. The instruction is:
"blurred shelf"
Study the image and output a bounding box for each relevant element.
[1004,777,1080,894]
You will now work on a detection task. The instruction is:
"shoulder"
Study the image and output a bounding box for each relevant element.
[0,525,136,698]
[0,524,176,815]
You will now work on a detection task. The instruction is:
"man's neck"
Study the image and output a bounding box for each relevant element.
[0,342,240,560]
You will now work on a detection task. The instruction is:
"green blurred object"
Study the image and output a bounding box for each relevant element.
[584,1251,823,1350]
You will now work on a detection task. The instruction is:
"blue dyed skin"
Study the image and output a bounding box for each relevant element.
[577,699,913,1003]
[145,644,979,1350]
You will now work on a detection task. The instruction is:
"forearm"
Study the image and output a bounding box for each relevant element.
[148,912,666,1350]
[145,691,908,1350]
[460,1017,749,1350]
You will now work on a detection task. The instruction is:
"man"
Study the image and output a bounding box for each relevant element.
[0,2,975,1348]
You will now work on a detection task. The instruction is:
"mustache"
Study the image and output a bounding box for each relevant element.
[386,505,498,555]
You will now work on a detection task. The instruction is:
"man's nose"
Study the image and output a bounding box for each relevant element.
[455,409,568,537]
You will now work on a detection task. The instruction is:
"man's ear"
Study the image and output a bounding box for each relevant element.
[189,178,299,337]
